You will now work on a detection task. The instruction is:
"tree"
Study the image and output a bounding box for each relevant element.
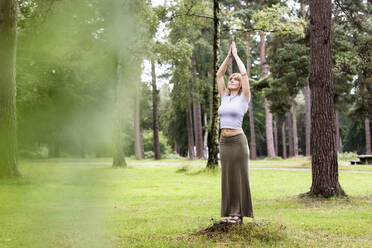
[206,0,220,168]
[151,59,161,159]
[260,33,275,158]
[0,0,20,178]
[134,75,145,159]
[306,0,345,197]
[333,0,372,155]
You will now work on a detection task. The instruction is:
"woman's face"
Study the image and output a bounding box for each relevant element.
[228,76,241,91]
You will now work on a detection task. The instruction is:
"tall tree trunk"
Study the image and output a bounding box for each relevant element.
[274,117,278,157]
[292,104,299,156]
[192,60,204,158]
[282,121,287,159]
[112,56,127,168]
[0,0,20,178]
[48,138,60,158]
[335,111,343,153]
[260,32,275,157]
[151,59,161,159]
[186,102,195,159]
[366,118,371,155]
[134,80,144,159]
[287,112,294,157]
[207,0,220,168]
[203,112,208,158]
[228,57,233,75]
[247,31,257,160]
[307,0,345,197]
[193,100,203,158]
[304,85,311,156]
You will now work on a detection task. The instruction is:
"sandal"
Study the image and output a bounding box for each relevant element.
[219,218,230,224]
[228,216,242,224]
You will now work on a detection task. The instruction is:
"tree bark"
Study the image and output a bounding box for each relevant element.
[192,60,204,158]
[281,121,287,159]
[228,57,233,76]
[193,100,204,158]
[292,104,299,156]
[304,84,311,156]
[287,112,294,157]
[151,59,161,159]
[0,0,20,178]
[260,32,275,157]
[112,56,127,168]
[307,0,345,197]
[246,31,257,160]
[207,0,220,168]
[335,111,343,153]
[134,80,144,159]
[365,118,371,155]
[274,117,278,157]
[186,101,195,159]
[203,112,208,158]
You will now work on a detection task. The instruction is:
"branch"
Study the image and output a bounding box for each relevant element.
[222,27,298,34]
[334,0,364,30]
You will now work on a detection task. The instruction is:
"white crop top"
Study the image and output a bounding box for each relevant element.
[218,92,250,130]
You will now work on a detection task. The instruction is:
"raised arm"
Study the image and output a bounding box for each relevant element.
[216,45,232,97]
[231,42,251,100]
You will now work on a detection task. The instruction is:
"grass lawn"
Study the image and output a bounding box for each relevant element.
[1,158,372,247]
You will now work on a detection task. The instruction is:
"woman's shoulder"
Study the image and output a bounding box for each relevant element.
[239,93,250,104]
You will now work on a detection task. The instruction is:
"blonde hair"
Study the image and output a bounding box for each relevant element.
[228,73,243,95]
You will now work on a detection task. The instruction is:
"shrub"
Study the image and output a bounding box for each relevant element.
[338,152,358,161]
[143,130,172,155]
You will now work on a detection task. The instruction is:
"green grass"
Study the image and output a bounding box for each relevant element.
[1,159,372,247]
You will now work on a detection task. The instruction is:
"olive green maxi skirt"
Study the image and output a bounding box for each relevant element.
[219,133,254,218]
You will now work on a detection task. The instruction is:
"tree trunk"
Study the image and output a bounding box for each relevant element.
[274,117,278,157]
[292,104,299,156]
[203,112,208,158]
[48,138,60,158]
[304,84,311,156]
[134,79,144,159]
[193,100,204,158]
[335,111,343,153]
[228,57,233,75]
[307,0,345,197]
[192,60,204,158]
[287,112,294,157]
[151,59,161,159]
[112,56,127,168]
[0,0,20,178]
[186,101,195,159]
[260,32,275,157]
[365,118,371,155]
[247,31,257,160]
[282,121,287,159]
[207,0,220,168]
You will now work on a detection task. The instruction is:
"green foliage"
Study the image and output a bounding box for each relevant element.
[264,156,283,161]
[143,129,172,156]
[338,152,358,161]
[266,35,309,115]
[253,4,306,36]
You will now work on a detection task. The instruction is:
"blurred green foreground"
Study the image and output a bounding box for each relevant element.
[1,159,372,248]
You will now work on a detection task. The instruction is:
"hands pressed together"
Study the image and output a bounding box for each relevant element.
[228,41,238,59]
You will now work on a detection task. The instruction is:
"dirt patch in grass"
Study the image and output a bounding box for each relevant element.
[189,219,287,244]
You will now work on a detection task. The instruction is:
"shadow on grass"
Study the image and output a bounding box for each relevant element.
[188,219,286,245]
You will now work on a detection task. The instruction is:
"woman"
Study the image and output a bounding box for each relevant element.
[217,42,253,224]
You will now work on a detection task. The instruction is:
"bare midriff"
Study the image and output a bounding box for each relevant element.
[221,128,243,137]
